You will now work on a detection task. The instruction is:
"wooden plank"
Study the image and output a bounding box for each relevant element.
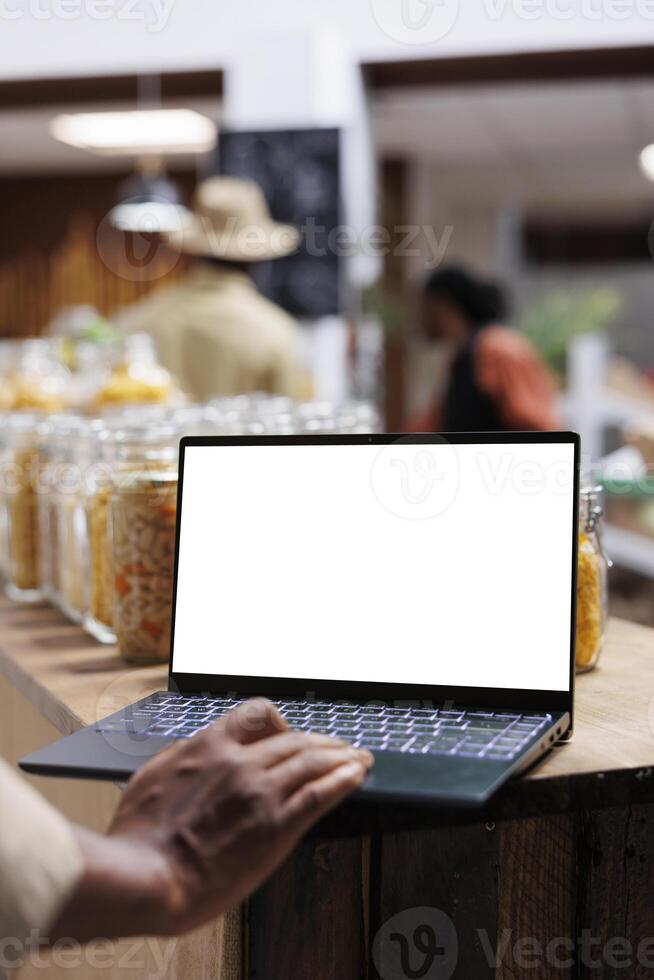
[575,804,654,979]
[247,837,366,979]
[0,597,166,733]
[372,824,499,978]
[496,815,576,978]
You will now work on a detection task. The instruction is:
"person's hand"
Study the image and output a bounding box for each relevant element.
[51,699,373,941]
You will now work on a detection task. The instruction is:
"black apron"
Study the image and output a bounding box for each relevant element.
[442,330,505,432]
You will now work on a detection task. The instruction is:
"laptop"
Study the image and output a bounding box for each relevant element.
[21,432,579,806]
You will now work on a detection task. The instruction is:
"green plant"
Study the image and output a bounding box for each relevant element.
[518,287,622,377]
[361,285,407,339]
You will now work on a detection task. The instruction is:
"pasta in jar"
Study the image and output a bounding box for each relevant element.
[112,471,177,663]
[575,487,609,673]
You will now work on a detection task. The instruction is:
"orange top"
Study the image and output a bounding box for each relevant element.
[411,327,561,432]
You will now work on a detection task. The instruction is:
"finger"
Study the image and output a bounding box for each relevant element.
[248,730,349,768]
[281,760,370,836]
[272,746,373,800]
[220,698,288,745]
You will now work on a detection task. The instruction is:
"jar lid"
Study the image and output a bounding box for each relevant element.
[2,410,47,430]
[99,419,181,444]
[580,484,603,531]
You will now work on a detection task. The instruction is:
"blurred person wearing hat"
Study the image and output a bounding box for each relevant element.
[413,265,561,432]
[120,177,303,402]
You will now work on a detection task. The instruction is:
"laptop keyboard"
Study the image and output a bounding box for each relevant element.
[97,695,553,761]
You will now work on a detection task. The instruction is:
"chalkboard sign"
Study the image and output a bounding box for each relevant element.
[217,128,341,318]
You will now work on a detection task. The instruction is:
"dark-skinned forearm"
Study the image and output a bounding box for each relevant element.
[48,826,178,943]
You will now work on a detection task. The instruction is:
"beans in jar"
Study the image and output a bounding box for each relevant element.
[111,471,177,663]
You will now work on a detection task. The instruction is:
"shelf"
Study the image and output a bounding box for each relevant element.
[605,523,654,578]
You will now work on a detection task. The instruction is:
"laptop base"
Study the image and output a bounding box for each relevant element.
[19,697,567,807]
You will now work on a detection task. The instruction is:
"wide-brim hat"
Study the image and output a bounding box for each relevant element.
[165,176,300,262]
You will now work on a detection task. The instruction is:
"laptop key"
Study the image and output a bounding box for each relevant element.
[385,737,413,750]
[357,735,389,748]
[467,719,512,731]
[494,736,526,748]
[430,737,464,751]
[408,736,435,752]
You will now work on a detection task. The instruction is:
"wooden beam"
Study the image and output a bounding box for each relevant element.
[0,69,223,110]
[364,44,654,90]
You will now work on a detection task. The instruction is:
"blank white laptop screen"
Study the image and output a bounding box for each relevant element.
[172,441,575,693]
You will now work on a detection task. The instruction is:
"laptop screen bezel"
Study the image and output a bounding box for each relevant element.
[168,431,579,716]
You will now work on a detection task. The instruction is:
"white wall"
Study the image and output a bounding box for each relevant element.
[2,0,654,82]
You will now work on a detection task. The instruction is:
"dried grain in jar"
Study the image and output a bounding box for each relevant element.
[112,470,178,663]
[2,414,44,602]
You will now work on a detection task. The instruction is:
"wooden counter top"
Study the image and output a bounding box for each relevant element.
[2,595,654,825]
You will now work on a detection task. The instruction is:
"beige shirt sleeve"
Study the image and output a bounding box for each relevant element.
[0,759,84,943]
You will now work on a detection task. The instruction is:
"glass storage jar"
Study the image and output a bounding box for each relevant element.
[54,417,93,623]
[36,414,84,606]
[0,411,13,582]
[0,342,18,411]
[88,334,178,412]
[109,422,181,663]
[576,485,610,673]
[6,339,70,412]
[84,420,118,642]
[2,413,45,602]
[111,468,178,664]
